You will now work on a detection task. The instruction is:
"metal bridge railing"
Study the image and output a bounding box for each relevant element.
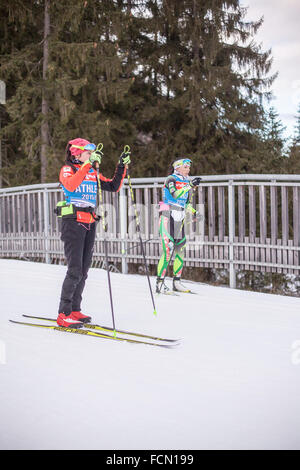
[1,174,300,288]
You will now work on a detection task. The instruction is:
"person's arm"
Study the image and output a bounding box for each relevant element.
[59,164,92,192]
[165,176,185,199]
[59,148,103,191]
[98,149,130,192]
[165,176,201,200]
[98,164,127,192]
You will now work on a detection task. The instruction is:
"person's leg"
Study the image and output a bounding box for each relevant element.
[157,215,173,278]
[58,219,87,315]
[173,241,186,279]
[156,215,173,292]
[172,221,188,291]
[72,222,96,314]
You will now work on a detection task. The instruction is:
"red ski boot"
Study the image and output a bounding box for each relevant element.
[70,311,92,323]
[57,313,83,328]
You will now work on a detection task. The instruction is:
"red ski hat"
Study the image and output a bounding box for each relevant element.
[68,138,95,157]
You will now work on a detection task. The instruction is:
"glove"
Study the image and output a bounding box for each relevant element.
[190,177,202,187]
[89,152,101,167]
[89,144,103,167]
[119,146,131,166]
[89,144,103,165]
[186,203,196,215]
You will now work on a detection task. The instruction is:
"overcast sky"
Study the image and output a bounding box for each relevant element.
[244,0,300,140]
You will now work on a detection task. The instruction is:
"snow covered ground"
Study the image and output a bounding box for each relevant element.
[1,258,300,450]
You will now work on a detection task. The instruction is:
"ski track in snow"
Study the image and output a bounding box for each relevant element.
[1,259,300,450]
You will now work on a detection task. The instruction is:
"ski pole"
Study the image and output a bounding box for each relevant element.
[157,189,197,294]
[121,237,159,254]
[124,145,158,316]
[95,143,117,337]
[121,215,200,256]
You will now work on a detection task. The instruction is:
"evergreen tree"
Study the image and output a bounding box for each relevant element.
[293,103,300,145]
[0,0,278,184]
[0,0,44,186]
[0,0,135,185]
[260,106,287,172]
[287,103,300,173]
[45,0,135,179]
[123,0,276,176]
[157,0,275,174]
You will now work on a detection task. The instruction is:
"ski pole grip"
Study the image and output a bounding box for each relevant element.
[92,143,103,170]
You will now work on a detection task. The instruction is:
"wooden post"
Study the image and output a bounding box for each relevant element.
[248,185,256,271]
[281,186,289,274]
[259,185,267,272]
[238,185,245,270]
[43,189,50,263]
[228,181,236,288]
[270,184,278,273]
[293,186,300,273]
[208,186,215,266]
[119,185,128,274]
[218,186,225,268]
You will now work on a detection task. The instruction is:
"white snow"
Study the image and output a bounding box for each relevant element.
[1,258,300,450]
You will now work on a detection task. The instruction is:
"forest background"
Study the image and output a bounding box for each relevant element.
[1,0,300,188]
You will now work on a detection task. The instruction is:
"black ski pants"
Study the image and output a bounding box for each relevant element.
[58,218,96,315]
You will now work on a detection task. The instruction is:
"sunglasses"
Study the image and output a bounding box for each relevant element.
[173,158,192,168]
[71,143,96,151]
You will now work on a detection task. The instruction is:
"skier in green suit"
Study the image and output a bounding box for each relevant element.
[156,158,201,294]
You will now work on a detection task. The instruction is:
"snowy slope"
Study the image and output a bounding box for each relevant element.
[1,259,300,450]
